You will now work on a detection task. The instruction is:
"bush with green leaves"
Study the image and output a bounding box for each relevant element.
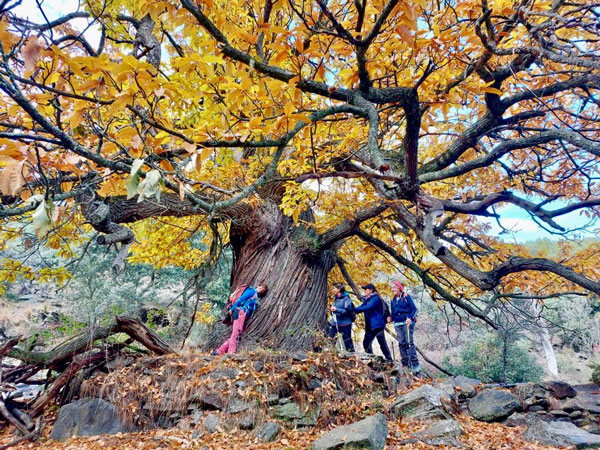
[591,362,600,384]
[445,332,543,383]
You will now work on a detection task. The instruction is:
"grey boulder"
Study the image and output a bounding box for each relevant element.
[311,413,387,450]
[412,418,464,447]
[50,398,133,441]
[203,413,221,433]
[189,391,226,411]
[255,422,281,442]
[543,381,577,399]
[435,376,479,401]
[561,393,600,414]
[469,389,520,422]
[227,397,254,413]
[273,401,320,427]
[238,413,255,430]
[274,402,305,420]
[391,385,451,420]
[523,420,600,448]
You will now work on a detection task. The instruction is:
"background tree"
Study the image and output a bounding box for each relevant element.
[0,0,599,350]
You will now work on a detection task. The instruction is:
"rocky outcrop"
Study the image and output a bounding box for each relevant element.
[561,393,600,415]
[523,419,600,448]
[516,381,577,412]
[476,381,600,438]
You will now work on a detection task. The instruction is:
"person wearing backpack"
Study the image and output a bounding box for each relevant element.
[354,283,393,361]
[327,282,355,352]
[387,281,422,375]
[214,283,268,355]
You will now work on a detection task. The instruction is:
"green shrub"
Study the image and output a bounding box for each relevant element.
[591,362,600,384]
[445,332,543,383]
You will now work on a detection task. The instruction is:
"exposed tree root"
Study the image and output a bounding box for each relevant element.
[0,316,173,445]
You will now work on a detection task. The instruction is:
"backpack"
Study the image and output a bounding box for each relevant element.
[222,284,249,325]
[381,297,391,322]
[349,309,357,322]
[346,296,357,322]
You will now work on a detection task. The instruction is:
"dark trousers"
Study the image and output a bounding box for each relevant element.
[394,323,420,370]
[327,323,355,352]
[363,327,392,361]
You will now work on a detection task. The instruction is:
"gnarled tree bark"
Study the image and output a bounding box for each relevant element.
[208,201,337,351]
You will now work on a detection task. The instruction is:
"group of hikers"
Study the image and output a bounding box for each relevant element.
[213,281,422,377]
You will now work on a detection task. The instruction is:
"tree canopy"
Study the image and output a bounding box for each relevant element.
[0,0,599,328]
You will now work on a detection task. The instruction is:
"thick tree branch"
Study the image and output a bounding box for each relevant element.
[440,192,600,231]
[295,170,402,183]
[318,203,389,248]
[337,256,362,299]
[420,130,600,183]
[11,11,91,31]
[386,202,600,295]
[502,74,600,109]
[419,112,498,175]
[402,88,421,190]
[8,316,173,369]
[358,0,399,47]
[315,0,358,44]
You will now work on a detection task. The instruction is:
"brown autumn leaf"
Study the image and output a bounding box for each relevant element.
[22,37,43,76]
[0,159,26,195]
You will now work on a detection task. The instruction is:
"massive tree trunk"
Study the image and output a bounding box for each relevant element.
[209,201,336,351]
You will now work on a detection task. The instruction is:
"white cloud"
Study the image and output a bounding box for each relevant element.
[497,217,540,233]
[14,0,102,48]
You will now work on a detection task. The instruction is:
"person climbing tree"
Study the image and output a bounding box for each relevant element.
[327,283,355,352]
[354,284,392,361]
[214,284,268,355]
[388,281,422,376]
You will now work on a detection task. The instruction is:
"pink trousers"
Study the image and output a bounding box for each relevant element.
[217,310,247,355]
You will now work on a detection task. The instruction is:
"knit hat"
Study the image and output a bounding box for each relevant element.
[392,281,404,291]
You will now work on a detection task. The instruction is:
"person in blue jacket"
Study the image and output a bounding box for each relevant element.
[387,281,422,375]
[215,283,268,355]
[354,283,392,361]
[327,282,355,352]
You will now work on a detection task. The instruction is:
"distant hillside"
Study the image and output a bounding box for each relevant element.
[524,237,600,258]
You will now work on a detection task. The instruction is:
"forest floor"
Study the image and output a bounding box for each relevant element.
[0,350,565,449]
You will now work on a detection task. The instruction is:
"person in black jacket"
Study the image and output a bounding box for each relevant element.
[387,281,422,375]
[327,282,355,352]
[354,284,392,361]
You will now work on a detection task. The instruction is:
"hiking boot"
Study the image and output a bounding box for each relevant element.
[412,369,427,379]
